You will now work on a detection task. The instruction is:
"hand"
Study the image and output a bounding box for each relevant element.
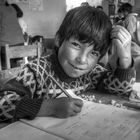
[37,97,83,118]
[111,25,132,69]
[52,97,83,118]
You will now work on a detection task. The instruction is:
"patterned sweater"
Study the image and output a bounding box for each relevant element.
[0,53,135,122]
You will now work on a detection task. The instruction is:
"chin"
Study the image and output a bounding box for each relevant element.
[68,74,81,78]
[62,63,90,78]
[66,71,87,78]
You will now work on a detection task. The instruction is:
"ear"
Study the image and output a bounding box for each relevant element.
[54,34,60,47]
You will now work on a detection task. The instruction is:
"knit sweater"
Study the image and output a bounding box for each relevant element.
[0,53,135,122]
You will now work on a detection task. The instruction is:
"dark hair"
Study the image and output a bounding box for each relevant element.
[81,2,89,6]
[117,8,122,13]
[96,5,103,10]
[11,4,23,18]
[119,3,132,14]
[56,6,112,58]
[5,1,9,6]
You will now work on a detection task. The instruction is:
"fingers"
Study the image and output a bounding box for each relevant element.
[73,105,82,113]
[111,25,131,50]
[112,39,121,49]
[111,25,132,69]
[111,25,131,41]
[70,98,83,114]
[52,97,83,118]
[112,25,130,35]
[73,98,83,107]
[69,111,77,116]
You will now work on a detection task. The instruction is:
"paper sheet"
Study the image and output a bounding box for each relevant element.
[21,96,140,140]
[133,82,140,94]
[0,121,65,140]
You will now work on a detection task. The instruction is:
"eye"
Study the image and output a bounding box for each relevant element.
[71,42,81,49]
[71,42,78,46]
[91,51,99,57]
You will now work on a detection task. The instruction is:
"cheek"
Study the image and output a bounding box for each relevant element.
[59,46,77,62]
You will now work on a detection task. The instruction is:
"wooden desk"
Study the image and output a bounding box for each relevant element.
[0,123,10,129]
[0,101,139,140]
[0,83,140,140]
[0,122,65,140]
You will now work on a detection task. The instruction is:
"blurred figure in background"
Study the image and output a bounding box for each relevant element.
[81,2,89,6]
[118,3,140,59]
[11,3,28,44]
[96,5,103,11]
[0,0,25,69]
[114,8,124,25]
[0,0,24,46]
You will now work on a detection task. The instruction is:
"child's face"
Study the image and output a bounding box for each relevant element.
[58,38,100,78]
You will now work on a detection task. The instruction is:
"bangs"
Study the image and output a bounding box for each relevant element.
[64,10,103,49]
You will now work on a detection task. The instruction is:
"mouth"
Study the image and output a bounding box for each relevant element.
[69,63,86,71]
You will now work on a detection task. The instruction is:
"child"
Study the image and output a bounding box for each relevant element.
[114,8,124,25]
[0,6,135,122]
[118,3,140,58]
[96,5,103,11]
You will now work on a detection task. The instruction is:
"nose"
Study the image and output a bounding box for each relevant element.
[76,53,87,64]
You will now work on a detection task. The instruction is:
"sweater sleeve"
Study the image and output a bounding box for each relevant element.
[97,59,136,97]
[0,63,43,122]
[124,15,137,43]
[125,15,136,35]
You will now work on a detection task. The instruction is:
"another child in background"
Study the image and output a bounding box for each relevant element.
[11,3,28,43]
[96,5,103,11]
[114,8,125,25]
[0,6,135,122]
[80,2,89,6]
[118,3,140,58]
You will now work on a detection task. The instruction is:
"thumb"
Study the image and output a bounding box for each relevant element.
[73,98,83,107]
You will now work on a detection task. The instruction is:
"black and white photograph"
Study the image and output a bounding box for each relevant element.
[0,0,140,140]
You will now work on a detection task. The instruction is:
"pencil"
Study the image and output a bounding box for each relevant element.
[123,102,140,110]
[49,75,72,98]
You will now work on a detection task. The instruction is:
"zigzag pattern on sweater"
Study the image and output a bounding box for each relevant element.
[0,55,135,122]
